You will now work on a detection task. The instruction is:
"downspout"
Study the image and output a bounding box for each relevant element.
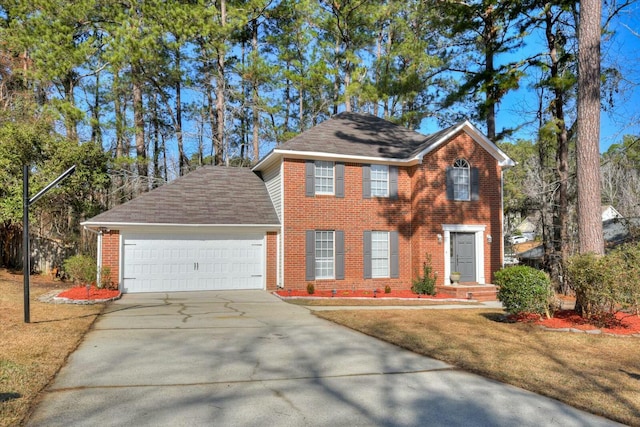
[500,170,505,269]
[84,226,103,286]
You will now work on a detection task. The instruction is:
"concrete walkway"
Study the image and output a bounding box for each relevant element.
[27,291,619,426]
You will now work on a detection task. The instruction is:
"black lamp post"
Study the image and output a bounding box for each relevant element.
[23,164,76,323]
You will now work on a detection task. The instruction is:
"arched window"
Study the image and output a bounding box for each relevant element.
[452,159,470,200]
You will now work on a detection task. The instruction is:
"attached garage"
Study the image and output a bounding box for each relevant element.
[122,232,266,293]
[81,167,280,293]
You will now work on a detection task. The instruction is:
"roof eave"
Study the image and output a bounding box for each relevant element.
[411,120,516,167]
[82,222,281,230]
[255,149,421,167]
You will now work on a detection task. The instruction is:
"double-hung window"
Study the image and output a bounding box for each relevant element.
[363,164,397,199]
[371,231,389,278]
[314,161,334,195]
[306,230,344,280]
[364,230,399,279]
[370,165,389,197]
[315,231,334,279]
[452,159,470,201]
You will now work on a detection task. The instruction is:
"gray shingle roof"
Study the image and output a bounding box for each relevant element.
[277,112,452,159]
[85,166,279,226]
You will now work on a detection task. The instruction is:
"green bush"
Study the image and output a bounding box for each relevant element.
[568,252,618,320]
[63,254,97,286]
[384,285,391,294]
[614,243,640,315]
[495,265,553,318]
[412,254,437,295]
[99,266,115,290]
[568,243,640,320]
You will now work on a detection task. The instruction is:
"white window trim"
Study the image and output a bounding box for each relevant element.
[371,231,390,278]
[452,159,470,201]
[370,164,389,198]
[442,224,485,285]
[314,161,334,195]
[315,230,335,279]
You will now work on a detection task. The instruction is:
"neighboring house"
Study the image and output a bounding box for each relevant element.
[83,112,514,295]
[515,216,640,267]
[509,216,537,243]
[601,205,623,222]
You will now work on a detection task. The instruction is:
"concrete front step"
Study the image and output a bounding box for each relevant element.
[436,284,498,302]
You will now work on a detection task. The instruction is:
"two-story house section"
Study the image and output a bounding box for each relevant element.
[84,112,513,297]
[253,112,515,294]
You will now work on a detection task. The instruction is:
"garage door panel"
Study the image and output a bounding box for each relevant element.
[122,233,265,293]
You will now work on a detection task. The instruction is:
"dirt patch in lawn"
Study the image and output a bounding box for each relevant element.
[317,308,640,425]
[0,269,105,427]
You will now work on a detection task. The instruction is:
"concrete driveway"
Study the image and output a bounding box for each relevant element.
[27,291,619,426]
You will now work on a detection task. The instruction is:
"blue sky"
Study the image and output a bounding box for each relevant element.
[419,6,640,153]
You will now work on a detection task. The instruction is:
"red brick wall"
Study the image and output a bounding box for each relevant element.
[101,230,120,287]
[411,131,503,285]
[281,132,504,291]
[282,159,413,292]
[266,231,278,290]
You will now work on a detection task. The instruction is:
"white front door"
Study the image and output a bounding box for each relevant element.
[122,233,265,292]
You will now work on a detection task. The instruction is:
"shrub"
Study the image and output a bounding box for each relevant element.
[412,254,437,295]
[568,243,640,321]
[495,265,553,318]
[609,243,640,316]
[306,283,315,295]
[384,285,391,294]
[63,255,97,286]
[99,266,116,290]
[567,252,618,321]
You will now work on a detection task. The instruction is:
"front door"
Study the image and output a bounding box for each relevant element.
[450,233,476,282]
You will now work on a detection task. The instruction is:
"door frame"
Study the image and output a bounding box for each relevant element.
[442,224,486,285]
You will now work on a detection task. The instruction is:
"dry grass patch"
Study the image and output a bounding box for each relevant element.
[316,308,640,426]
[0,270,104,427]
[284,298,480,307]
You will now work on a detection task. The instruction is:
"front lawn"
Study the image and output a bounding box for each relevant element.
[316,308,640,426]
[0,270,104,427]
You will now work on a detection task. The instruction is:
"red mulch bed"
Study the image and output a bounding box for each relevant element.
[510,310,640,336]
[57,285,120,301]
[275,289,452,299]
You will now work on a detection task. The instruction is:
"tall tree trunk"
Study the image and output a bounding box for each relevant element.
[215,0,227,166]
[175,49,189,176]
[200,44,217,165]
[251,19,260,163]
[132,65,146,183]
[484,47,496,141]
[333,39,340,115]
[151,93,161,188]
[576,0,604,255]
[344,60,352,112]
[544,5,570,290]
[91,72,102,145]
[62,72,78,142]
[284,62,291,137]
[113,72,127,204]
[483,10,497,141]
[299,81,304,132]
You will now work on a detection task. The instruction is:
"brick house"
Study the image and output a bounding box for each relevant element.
[83,112,514,298]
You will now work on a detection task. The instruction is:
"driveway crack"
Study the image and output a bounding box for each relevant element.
[177,303,191,323]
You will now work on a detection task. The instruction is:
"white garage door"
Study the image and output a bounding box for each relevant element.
[122,233,265,292]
